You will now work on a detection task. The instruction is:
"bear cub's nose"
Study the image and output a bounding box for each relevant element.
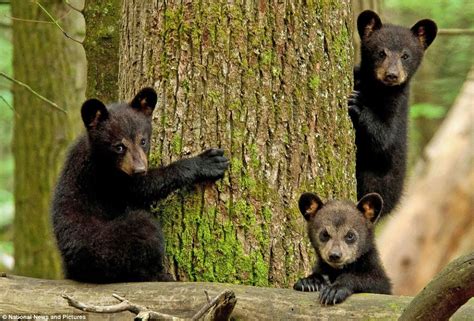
[133,166,147,175]
[385,73,398,82]
[329,252,342,262]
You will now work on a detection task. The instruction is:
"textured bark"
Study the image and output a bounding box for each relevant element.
[118,1,355,287]
[83,0,122,101]
[400,253,474,321]
[11,1,86,278]
[378,68,474,295]
[2,275,474,320]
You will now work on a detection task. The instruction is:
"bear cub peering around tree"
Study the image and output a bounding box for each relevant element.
[52,88,229,283]
[349,10,437,216]
[293,192,391,305]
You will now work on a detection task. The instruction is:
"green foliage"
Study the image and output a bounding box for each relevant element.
[410,103,447,119]
[0,240,12,254]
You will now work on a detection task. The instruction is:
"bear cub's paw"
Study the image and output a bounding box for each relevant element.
[348,90,362,122]
[195,148,229,182]
[293,275,325,292]
[319,283,352,305]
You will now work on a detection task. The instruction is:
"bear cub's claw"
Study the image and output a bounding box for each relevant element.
[293,276,325,292]
[348,90,362,122]
[319,283,352,305]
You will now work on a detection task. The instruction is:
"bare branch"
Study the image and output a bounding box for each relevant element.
[36,1,82,44]
[63,290,237,321]
[6,16,53,24]
[438,28,474,36]
[0,72,67,114]
[64,293,185,320]
[5,7,72,24]
[0,95,19,116]
[62,294,132,313]
[111,293,180,320]
[191,290,236,321]
[65,0,83,13]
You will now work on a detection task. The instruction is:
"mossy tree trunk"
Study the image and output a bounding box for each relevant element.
[117,0,355,287]
[83,0,122,101]
[11,1,85,278]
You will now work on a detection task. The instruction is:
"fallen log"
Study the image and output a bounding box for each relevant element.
[1,274,474,320]
[400,253,474,321]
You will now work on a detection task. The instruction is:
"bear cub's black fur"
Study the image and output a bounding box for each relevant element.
[349,11,437,216]
[52,88,229,283]
[294,192,391,305]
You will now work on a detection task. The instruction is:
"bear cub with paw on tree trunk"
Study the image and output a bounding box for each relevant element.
[52,87,229,283]
[349,10,437,217]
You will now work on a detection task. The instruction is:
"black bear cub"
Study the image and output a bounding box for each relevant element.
[294,192,391,305]
[52,88,229,283]
[349,11,437,216]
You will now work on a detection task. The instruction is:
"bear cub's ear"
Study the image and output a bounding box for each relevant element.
[298,193,324,221]
[411,19,437,50]
[357,193,384,223]
[357,10,382,39]
[130,87,158,116]
[81,98,109,130]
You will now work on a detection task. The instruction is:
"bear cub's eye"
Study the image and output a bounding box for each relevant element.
[345,231,356,244]
[115,144,126,153]
[378,50,386,58]
[319,229,330,242]
[401,53,409,60]
[140,138,147,146]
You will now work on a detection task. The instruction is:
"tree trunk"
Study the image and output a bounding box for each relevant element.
[118,1,355,286]
[378,68,474,295]
[83,0,122,101]
[2,274,474,320]
[11,1,85,278]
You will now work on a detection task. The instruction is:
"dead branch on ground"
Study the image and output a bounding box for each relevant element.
[63,290,236,321]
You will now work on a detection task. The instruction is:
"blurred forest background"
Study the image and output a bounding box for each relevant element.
[0,0,472,294]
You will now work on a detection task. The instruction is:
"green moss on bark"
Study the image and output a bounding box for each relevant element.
[120,0,355,287]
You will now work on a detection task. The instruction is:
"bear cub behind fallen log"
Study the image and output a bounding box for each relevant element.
[52,87,229,283]
[349,11,437,216]
[294,192,391,305]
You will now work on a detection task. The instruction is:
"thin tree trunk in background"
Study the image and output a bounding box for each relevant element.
[118,1,355,286]
[11,1,85,278]
[83,0,122,101]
